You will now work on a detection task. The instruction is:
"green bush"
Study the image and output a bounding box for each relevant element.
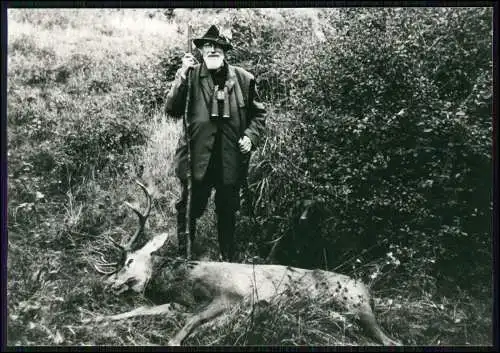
[243,8,492,295]
[129,47,184,116]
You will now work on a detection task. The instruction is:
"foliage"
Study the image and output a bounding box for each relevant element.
[130,47,185,116]
[242,7,493,295]
[7,8,493,346]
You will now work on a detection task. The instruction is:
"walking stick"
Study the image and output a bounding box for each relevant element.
[184,24,193,260]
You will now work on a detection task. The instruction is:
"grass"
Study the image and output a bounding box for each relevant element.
[6,8,493,347]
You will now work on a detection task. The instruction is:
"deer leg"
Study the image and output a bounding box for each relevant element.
[358,309,401,346]
[84,303,183,324]
[167,298,229,346]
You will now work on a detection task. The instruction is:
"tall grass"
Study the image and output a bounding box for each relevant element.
[7,8,186,346]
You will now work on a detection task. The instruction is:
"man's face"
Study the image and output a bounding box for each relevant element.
[200,41,225,70]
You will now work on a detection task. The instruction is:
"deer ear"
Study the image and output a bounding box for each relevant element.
[150,234,171,257]
[150,249,159,257]
[150,247,166,258]
[150,249,167,265]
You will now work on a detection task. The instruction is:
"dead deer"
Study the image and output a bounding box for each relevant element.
[85,180,401,346]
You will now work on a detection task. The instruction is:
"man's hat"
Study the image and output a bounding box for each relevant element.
[193,25,233,51]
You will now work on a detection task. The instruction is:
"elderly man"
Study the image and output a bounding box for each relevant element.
[165,25,267,261]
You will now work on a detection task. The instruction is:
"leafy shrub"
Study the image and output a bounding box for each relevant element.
[129,47,185,116]
[243,7,492,295]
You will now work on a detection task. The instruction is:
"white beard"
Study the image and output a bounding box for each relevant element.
[204,55,224,70]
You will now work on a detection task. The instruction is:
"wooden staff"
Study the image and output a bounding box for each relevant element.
[184,24,193,260]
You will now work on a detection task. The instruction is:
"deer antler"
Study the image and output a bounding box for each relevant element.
[91,181,151,276]
[92,236,127,276]
[123,180,152,252]
[94,261,119,275]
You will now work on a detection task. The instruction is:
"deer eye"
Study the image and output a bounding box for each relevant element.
[126,259,134,267]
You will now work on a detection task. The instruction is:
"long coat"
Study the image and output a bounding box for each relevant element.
[165,62,266,185]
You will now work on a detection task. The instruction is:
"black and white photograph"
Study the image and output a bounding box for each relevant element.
[4,5,496,347]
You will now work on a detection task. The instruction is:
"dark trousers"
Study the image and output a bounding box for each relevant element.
[175,165,240,261]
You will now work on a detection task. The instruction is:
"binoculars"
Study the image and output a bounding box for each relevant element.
[210,85,230,120]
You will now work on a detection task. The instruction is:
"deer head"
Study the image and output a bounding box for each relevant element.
[93,181,169,295]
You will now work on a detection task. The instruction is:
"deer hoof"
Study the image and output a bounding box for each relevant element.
[167,339,181,346]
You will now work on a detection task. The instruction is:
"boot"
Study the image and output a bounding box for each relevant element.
[217,212,236,262]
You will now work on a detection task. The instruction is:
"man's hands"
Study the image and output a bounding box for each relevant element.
[180,53,198,79]
[238,136,252,154]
